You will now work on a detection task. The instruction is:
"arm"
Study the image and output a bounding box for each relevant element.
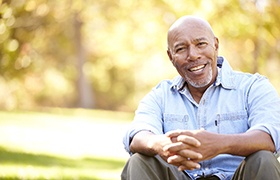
[130,130,202,166]
[130,130,164,156]
[165,129,275,170]
[222,130,275,156]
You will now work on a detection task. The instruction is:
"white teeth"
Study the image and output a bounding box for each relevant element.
[190,65,205,72]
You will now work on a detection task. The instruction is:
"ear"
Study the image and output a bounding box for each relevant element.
[167,49,173,63]
[214,37,219,51]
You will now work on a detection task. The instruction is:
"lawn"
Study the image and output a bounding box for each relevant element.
[1,109,279,179]
[0,109,132,179]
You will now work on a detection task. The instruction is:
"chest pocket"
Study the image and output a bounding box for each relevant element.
[216,111,248,134]
[163,114,189,133]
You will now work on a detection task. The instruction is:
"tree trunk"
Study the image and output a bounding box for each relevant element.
[74,12,95,109]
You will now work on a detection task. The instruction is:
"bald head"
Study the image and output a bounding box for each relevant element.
[167,16,216,49]
[168,16,213,33]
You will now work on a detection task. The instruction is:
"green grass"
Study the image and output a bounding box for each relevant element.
[0,146,125,179]
[0,109,132,180]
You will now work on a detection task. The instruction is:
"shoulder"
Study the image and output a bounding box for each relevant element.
[219,57,268,89]
[233,71,268,87]
[232,71,279,103]
[153,76,183,91]
[141,76,183,103]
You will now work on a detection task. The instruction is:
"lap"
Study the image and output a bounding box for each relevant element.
[122,151,280,180]
[232,150,280,180]
[121,153,191,180]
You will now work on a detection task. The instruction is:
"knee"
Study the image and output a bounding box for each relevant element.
[129,153,148,163]
[247,150,275,163]
[246,150,277,169]
[128,153,156,167]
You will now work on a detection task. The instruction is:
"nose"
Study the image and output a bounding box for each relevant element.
[187,45,200,61]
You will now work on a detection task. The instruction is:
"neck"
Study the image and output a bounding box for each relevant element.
[187,84,209,103]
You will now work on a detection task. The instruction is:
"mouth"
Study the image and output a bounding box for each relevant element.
[188,64,206,72]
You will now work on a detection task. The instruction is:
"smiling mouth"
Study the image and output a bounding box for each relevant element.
[189,64,206,72]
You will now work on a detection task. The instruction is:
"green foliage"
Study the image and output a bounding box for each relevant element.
[0,0,280,111]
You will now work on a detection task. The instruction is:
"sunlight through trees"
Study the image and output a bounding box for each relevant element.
[0,0,279,111]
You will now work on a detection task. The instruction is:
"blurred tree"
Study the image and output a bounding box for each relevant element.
[74,11,94,109]
[208,0,280,75]
[0,0,94,109]
[0,0,279,111]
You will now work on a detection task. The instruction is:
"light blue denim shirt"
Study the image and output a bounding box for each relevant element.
[123,57,280,180]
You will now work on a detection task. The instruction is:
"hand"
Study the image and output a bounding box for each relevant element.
[146,134,176,162]
[130,131,176,161]
[164,129,222,170]
[163,130,203,170]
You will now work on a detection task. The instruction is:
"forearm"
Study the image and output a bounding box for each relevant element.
[221,130,275,156]
[129,131,158,156]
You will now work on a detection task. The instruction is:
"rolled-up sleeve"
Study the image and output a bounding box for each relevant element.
[123,84,165,154]
[246,75,280,152]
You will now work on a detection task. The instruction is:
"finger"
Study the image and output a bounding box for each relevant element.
[171,136,177,143]
[167,155,201,171]
[178,149,203,160]
[163,139,200,153]
[167,149,202,163]
[178,161,201,171]
[165,130,185,138]
[177,135,201,147]
[167,154,185,164]
[163,141,186,152]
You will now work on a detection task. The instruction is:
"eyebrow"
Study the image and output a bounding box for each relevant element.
[174,43,185,50]
[174,37,208,48]
[192,37,208,43]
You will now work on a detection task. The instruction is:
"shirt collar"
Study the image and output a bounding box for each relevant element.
[216,56,236,89]
[171,56,236,91]
[171,75,186,91]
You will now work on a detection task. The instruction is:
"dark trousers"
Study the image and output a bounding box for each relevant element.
[121,150,280,180]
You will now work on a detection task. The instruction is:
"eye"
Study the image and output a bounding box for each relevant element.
[175,46,186,53]
[197,42,208,47]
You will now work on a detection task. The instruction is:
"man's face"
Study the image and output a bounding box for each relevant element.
[168,22,219,89]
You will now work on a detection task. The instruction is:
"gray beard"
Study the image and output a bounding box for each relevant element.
[185,66,213,88]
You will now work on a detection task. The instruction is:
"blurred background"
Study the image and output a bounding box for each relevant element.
[0,0,279,179]
[1,0,280,112]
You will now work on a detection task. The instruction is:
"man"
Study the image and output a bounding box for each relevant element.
[121,15,280,180]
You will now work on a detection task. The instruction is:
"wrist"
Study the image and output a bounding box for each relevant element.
[215,134,232,154]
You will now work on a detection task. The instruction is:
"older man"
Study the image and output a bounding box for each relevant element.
[121,15,280,180]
